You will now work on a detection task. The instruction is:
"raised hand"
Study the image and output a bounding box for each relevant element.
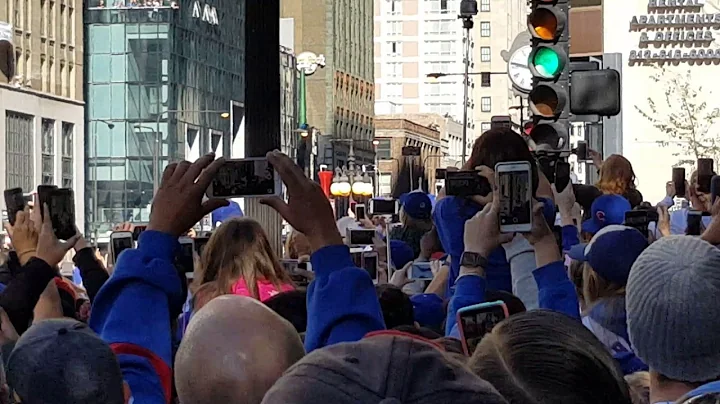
[148,153,229,237]
[36,204,80,268]
[9,208,39,264]
[260,151,342,252]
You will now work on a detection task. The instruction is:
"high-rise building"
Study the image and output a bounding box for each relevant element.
[83,0,245,238]
[281,0,376,169]
[471,0,527,132]
[0,0,86,232]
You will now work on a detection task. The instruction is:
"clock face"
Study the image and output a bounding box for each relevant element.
[508,45,533,92]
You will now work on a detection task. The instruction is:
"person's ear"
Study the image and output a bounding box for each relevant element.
[123,381,132,404]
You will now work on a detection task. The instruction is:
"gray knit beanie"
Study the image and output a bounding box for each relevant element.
[627,236,720,382]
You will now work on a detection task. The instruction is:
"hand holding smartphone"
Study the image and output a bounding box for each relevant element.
[206,158,282,198]
[48,188,77,240]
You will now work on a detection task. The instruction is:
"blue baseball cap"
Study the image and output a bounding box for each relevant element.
[389,240,415,270]
[410,293,445,331]
[581,194,631,234]
[399,192,432,220]
[567,224,648,285]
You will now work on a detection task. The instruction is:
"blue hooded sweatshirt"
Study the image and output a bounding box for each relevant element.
[90,231,184,404]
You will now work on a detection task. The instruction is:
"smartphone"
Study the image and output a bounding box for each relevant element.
[554,161,571,193]
[4,188,25,226]
[176,237,195,273]
[205,158,282,198]
[110,231,134,262]
[576,141,588,161]
[435,168,447,180]
[457,301,509,356]
[673,167,686,198]
[355,204,366,220]
[410,262,433,280]
[445,171,492,197]
[48,189,76,240]
[361,251,379,282]
[347,228,375,246]
[495,162,533,233]
[711,175,720,207]
[351,251,363,268]
[697,158,714,194]
[281,259,300,275]
[132,225,148,241]
[369,198,399,216]
[37,185,58,220]
[687,210,703,236]
[624,210,651,235]
[193,236,210,258]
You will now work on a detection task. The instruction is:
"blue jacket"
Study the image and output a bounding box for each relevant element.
[446,260,580,337]
[305,244,385,352]
[90,231,184,404]
[562,224,580,251]
[433,196,512,297]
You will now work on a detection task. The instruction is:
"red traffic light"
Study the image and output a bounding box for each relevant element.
[522,121,534,136]
[529,83,567,118]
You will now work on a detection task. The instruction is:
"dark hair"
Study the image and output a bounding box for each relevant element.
[485,290,526,316]
[467,128,539,195]
[469,310,631,404]
[376,284,415,329]
[392,324,442,340]
[264,289,308,333]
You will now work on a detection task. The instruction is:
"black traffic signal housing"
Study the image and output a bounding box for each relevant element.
[526,0,571,152]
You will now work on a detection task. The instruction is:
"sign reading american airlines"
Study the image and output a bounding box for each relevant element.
[192,1,219,25]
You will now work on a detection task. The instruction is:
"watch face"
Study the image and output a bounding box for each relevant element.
[508,46,533,92]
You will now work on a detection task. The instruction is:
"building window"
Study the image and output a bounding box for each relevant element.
[49,1,55,38]
[386,0,401,15]
[425,82,455,97]
[378,172,392,197]
[426,0,456,14]
[424,40,456,56]
[387,41,402,56]
[61,123,74,188]
[481,97,492,112]
[425,103,454,115]
[480,0,490,12]
[60,4,65,43]
[41,118,55,185]
[480,22,491,37]
[5,112,34,191]
[40,0,46,36]
[425,61,453,74]
[480,47,491,62]
[384,83,402,99]
[480,122,492,132]
[376,139,392,159]
[385,62,402,78]
[386,21,402,36]
[424,20,455,35]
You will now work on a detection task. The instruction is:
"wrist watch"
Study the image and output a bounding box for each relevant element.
[460,251,489,269]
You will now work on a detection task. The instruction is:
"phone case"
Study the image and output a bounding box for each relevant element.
[457,301,509,356]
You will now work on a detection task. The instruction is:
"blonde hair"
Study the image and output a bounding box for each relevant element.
[582,262,625,310]
[625,372,650,404]
[284,229,311,259]
[596,154,637,195]
[194,218,294,300]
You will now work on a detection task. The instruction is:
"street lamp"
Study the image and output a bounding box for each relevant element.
[330,167,351,197]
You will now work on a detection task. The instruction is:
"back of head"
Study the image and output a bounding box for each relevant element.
[484,290,526,316]
[597,154,636,195]
[175,295,304,404]
[627,236,720,383]
[7,319,125,404]
[196,218,293,299]
[376,284,415,329]
[262,334,508,404]
[468,128,539,195]
[469,310,631,404]
[264,289,308,333]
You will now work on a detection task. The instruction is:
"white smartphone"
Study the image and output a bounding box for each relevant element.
[368,198,399,216]
[110,231,134,262]
[410,262,434,280]
[205,157,282,198]
[495,161,533,233]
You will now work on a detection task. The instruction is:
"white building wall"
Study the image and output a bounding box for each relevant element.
[0,84,85,233]
[603,0,720,202]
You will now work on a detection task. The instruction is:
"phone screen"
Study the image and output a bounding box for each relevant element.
[112,235,134,261]
[37,185,58,220]
[370,199,397,215]
[176,240,195,273]
[349,229,375,246]
[687,211,703,236]
[673,167,686,198]
[498,169,531,229]
[410,262,433,280]
[445,171,492,197]
[576,141,588,161]
[555,162,571,192]
[132,225,148,241]
[49,190,76,240]
[210,159,277,198]
[697,158,714,194]
[4,188,26,226]
[362,253,378,280]
[355,205,366,219]
[459,304,507,355]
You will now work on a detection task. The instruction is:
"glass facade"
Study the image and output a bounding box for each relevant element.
[84,2,245,237]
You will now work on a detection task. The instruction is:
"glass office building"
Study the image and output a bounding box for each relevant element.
[84,0,244,237]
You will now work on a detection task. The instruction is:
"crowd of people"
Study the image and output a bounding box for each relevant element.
[1,127,720,404]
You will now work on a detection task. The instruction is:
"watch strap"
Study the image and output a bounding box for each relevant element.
[460,251,489,269]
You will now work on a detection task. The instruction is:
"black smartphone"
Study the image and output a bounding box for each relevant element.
[176,237,195,273]
[206,158,281,198]
[687,210,703,236]
[4,188,26,226]
[624,210,650,235]
[673,167,686,198]
[554,161,571,193]
[711,176,720,207]
[576,141,588,161]
[435,168,447,180]
[697,158,714,194]
[49,189,76,240]
[445,171,492,197]
[361,252,379,282]
[37,185,58,220]
[132,225,148,241]
[193,236,210,258]
[355,204,366,220]
[347,229,375,246]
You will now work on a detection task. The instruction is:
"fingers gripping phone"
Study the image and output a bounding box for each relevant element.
[110,231,134,262]
[206,158,282,198]
[495,162,533,233]
[48,188,77,240]
[457,301,509,356]
[4,188,26,226]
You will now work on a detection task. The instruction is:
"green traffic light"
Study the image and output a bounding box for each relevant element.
[533,48,561,78]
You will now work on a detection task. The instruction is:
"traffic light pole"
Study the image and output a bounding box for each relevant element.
[461,18,473,166]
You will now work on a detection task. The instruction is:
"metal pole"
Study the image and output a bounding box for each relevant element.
[461,26,470,166]
[93,121,98,241]
[153,112,163,195]
[409,157,414,191]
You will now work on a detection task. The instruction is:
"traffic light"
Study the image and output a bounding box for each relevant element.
[527,0,570,152]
